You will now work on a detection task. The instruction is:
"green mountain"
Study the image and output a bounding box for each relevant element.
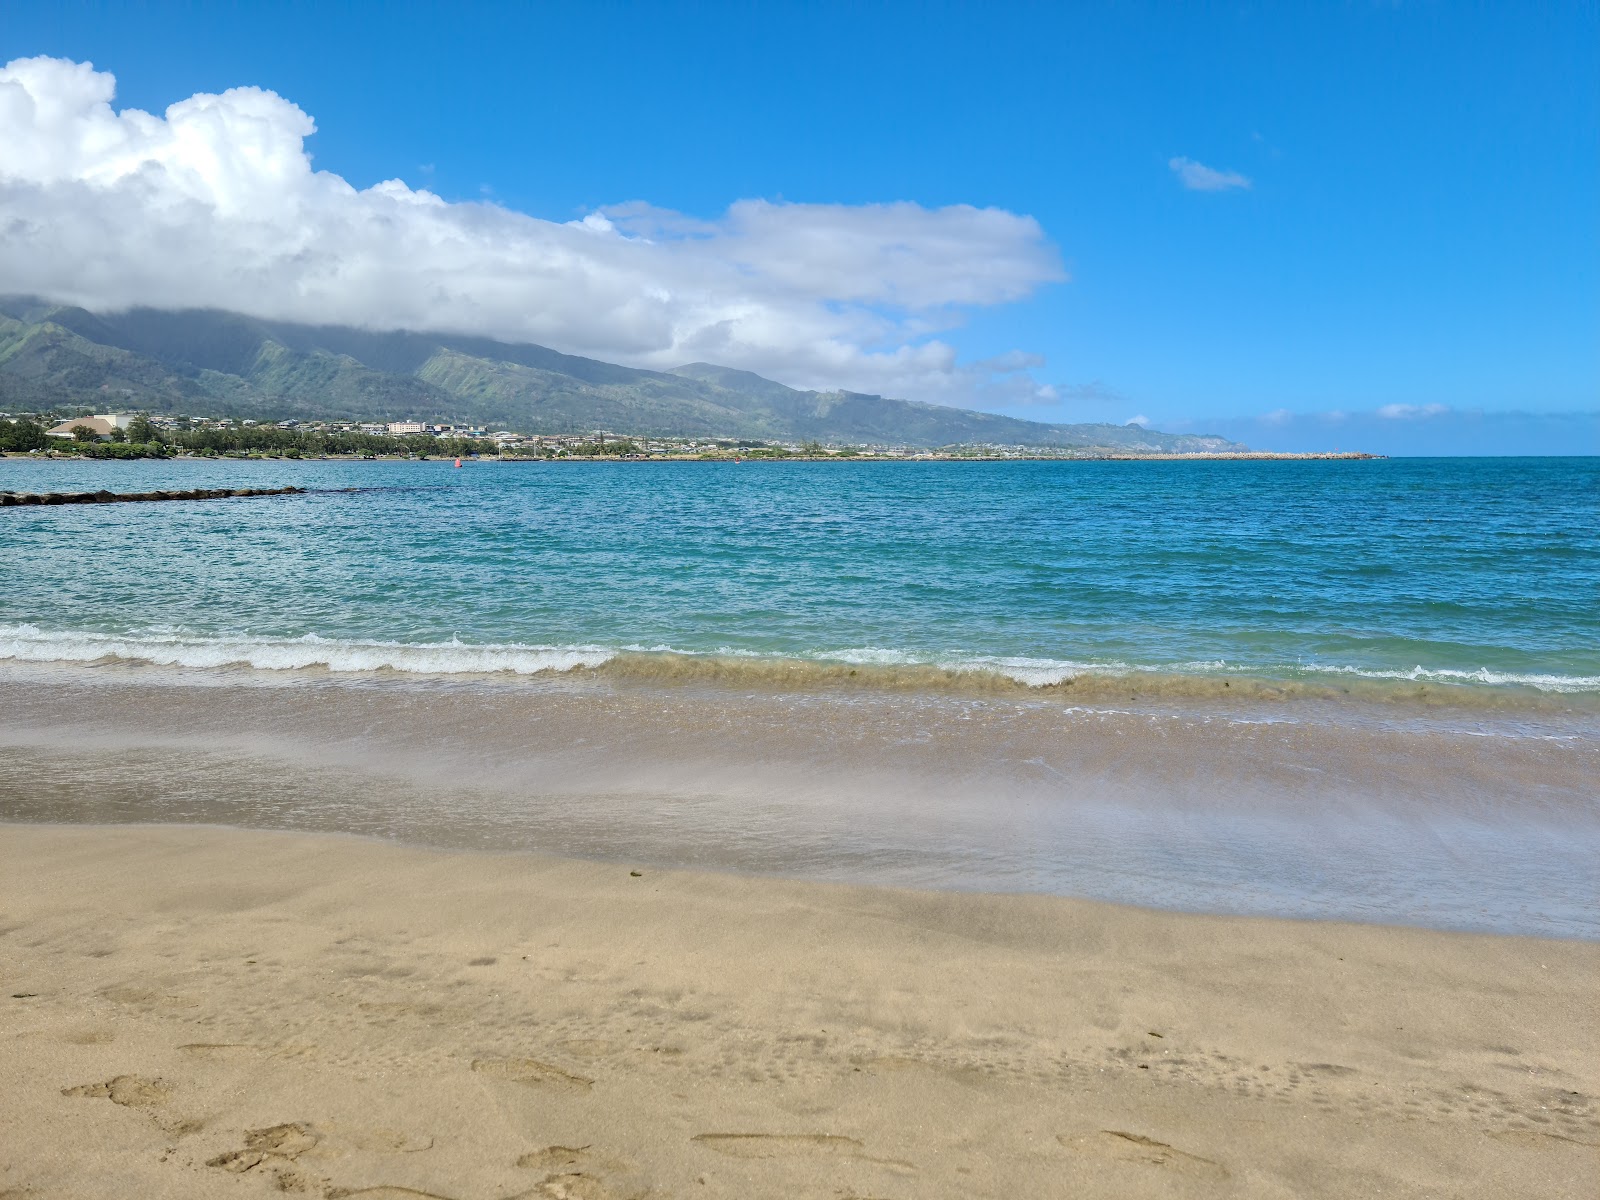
[0,299,1244,450]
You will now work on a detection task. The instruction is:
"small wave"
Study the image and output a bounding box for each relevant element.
[1313,663,1600,695]
[596,650,1599,709]
[805,649,1600,697]
[805,647,1099,687]
[0,625,613,676]
[0,625,1595,708]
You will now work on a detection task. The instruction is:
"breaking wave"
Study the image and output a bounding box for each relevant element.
[0,625,614,676]
[2,623,1597,709]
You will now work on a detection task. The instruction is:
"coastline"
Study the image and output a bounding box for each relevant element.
[2,822,1595,1199]
[3,454,1596,1194]
[3,659,1598,939]
[8,448,1384,462]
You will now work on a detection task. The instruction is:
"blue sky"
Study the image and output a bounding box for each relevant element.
[3,1,1595,453]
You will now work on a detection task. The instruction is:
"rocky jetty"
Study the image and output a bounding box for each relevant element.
[1,486,305,506]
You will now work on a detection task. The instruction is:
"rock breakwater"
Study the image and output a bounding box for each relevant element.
[1,486,305,506]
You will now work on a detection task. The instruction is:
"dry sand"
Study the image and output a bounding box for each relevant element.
[0,823,1595,1199]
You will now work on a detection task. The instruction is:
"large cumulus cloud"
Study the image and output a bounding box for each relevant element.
[0,56,1063,401]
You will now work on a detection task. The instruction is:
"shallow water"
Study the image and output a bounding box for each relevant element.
[3,457,1596,936]
[1,661,1595,938]
[3,457,1597,699]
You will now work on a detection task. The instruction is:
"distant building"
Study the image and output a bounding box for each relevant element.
[387,421,427,435]
[45,415,121,440]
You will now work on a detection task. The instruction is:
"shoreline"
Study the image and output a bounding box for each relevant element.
[7,449,1385,462]
[4,660,1597,940]
[3,626,1595,714]
[2,822,1594,1198]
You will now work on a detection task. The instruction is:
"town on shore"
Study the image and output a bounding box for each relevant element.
[0,409,1380,462]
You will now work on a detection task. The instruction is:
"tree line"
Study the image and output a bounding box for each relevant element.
[0,416,495,459]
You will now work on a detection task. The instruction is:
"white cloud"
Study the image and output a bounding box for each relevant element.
[0,56,1064,402]
[1168,156,1252,192]
[1376,403,1450,419]
[1125,414,1151,427]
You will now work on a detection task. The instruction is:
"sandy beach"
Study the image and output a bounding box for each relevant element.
[1,823,1595,1199]
[5,3,1597,1197]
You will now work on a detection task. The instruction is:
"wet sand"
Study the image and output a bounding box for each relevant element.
[3,662,1598,936]
[2,823,1596,1199]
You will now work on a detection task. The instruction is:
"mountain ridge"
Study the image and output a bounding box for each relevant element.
[0,299,1245,451]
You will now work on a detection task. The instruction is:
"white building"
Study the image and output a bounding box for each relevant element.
[45,416,116,439]
[44,413,139,439]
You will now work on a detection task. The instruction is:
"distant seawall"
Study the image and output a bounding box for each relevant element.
[1,486,305,507]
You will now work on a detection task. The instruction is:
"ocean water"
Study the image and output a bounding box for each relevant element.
[2,456,1597,697]
[3,456,1598,936]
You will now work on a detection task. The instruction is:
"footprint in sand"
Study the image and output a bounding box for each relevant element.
[63,1074,204,1136]
[61,1028,116,1045]
[516,1145,645,1198]
[178,1040,322,1064]
[1060,1129,1229,1180]
[472,1057,594,1090]
[208,1121,328,1191]
[529,1174,636,1200]
[209,1121,321,1173]
[62,1075,170,1109]
[98,984,200,1012]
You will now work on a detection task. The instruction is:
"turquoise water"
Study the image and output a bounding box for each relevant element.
[2,457,1597,698]
[5,456,1599,935]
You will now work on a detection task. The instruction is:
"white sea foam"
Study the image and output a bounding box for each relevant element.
[807,646,1600,694]
[0,625,614,676]
[1,624,1596,695]
[814,647,1102,687]
[1313,663,1600,695]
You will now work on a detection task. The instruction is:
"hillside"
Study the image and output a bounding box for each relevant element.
[0,300,1244,450]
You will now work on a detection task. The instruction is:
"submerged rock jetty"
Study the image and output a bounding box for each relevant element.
[1,486,305,506]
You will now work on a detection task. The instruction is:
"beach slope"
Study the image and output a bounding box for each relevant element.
[1,824,1595,1198]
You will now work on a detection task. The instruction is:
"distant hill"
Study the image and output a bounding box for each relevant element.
[0,299,1245,451]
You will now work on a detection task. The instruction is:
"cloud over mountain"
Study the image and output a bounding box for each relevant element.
[0,56,1063,403]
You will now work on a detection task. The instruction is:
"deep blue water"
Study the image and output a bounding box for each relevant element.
[3,456,1596,697]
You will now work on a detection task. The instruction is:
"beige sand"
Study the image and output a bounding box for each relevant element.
[0,824,1594,1199]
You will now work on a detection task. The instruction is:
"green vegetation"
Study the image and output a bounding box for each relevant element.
[0,417,47,452]
[74,441,169,459]
[11,423,494,460]
[162,425,491,459]
[0,299,1245,452]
